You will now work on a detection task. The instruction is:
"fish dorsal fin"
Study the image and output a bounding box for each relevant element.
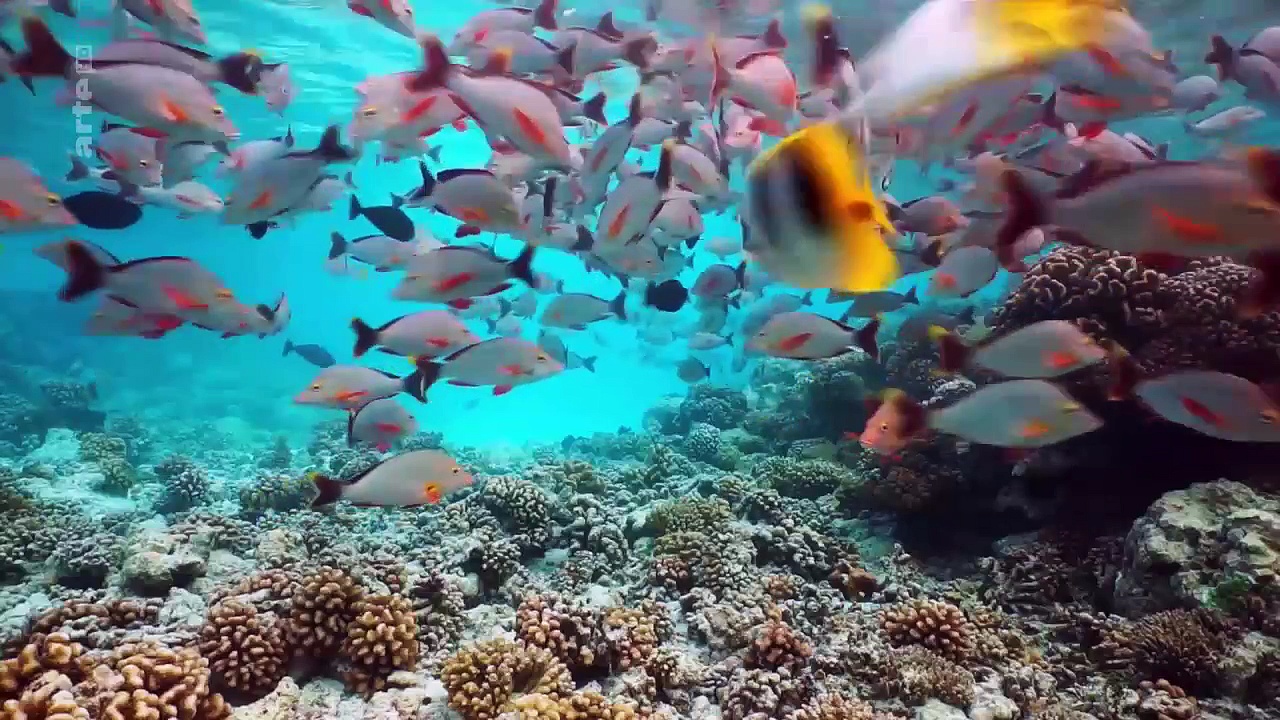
[437,168,496,182]
[596,12,622,39]
[373,369,399,379]
[378,314,409,332]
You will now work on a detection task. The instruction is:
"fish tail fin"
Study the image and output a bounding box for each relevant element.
[534,0,558,30]
[425,145,442,164]
[734,260,747,288]
[50,0,75,17]
[921,238,945,267]
[928,325,969,373]
[246,221,272,239]
[904,285,920,305]
[684,234,700,250]
[626,92,644,127]
[59,241,109,302]
[582,92,608,126]
[555,44,575,77]
[216,52,263,94]
[313,125,356,162]
[309,473,345,507]
[407,35,451,92]
[582,355,597,372]
[856,316,880,361]
[1241,251,1280,319]
[622,35,657,70]
[415,161,437,199]
[282,339,294,357]
[66,154,89,181]
[508,244,537,286]
[1041,92,1064,132]
[13,17,72,77]
[1205,35,1234,80]
[485,318,497,334]
[805,5,840,88]
[655,139,675,192]
[1104,340,1140,401]
[403,357,442,403]
[995,169,1048,271]
[610,290,627,321]
[351,318,379,357]
[347,195,362,220]
[328,232,347,260]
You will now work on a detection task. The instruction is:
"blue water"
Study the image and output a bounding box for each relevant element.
[1,0,1278,449]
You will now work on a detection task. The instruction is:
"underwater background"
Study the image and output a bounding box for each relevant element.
[1,1,1280,720]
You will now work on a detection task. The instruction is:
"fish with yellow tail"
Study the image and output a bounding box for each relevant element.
[742,121,898,293]
[843,0,1131,126]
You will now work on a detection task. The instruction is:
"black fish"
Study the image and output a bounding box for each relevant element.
[349,195,414,241]
[62,192,142,230]
[644,279,688,312]
[283,340,335,368]
[246,221,278,239]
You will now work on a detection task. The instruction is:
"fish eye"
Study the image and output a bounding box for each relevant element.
[212,106,225,116]
[309,383,321,391]
[361,106,378,117]
[45,194,61,206]
[880,422,889,431]
[138,159,149,167]
[537,354,549,362]
[451,467,459,474]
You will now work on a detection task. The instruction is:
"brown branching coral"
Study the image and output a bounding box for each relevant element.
[508,691,638,720]
[651,497,733,536]
[0,633,90,718]
[789,692,880,720]
[602,604,665,671]
[745,621,812,672]
[1110,610,1232,694]
[287,566,364,658]
[880,599,974,662]
[197,599,288,697]
[515,594,604,675]
[339,594,418,695]
[85,642,230,720]
[440,639,573,720]
[877,646,975,708]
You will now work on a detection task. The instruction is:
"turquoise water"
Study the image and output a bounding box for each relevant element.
[1,0,1278,449]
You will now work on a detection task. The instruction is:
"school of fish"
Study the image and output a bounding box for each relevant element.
[6,0,1280,506]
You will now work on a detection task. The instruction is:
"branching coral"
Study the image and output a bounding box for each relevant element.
[197,599,288,698]
[1107,609,1233,694]
[238,473,313,515]
[84,642,230,720]
[745,621,813,672]
[515,594,604,675]
[880,599,975,662]
[288,567,364,657]
[440,639,573,720]
[482,477,553,549]
[152,456,210,514]
[339,594,418,695]
[410,571,466,654]
[876,646,975,707]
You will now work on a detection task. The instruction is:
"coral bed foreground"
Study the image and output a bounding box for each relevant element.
[0,250,1277,719]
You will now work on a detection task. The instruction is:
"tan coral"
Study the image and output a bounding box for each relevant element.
[197,599,288,696]
[87,642,230,720]
[288,566,364,658]
[0,633,93,720]
[339,594,418,695]
[602,607,661,671]
[440,640,573,720]
[880,598,974,662]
